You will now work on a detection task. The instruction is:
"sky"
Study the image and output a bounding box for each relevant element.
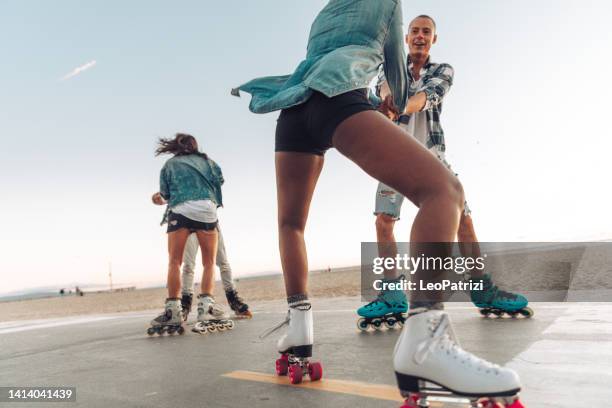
[1,0,611,294]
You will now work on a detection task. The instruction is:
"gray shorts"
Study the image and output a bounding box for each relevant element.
[373,153,471,219]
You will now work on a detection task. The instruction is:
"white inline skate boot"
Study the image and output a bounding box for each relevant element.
[394,309,525,408]
[264,302,322,384]
[147,298,185,336]
[192,295,234,334]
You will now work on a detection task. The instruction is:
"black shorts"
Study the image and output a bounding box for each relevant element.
[166,212,218,233]
[275,88,375,156]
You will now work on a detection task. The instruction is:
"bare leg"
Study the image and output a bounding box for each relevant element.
[195,229,218,296]
[457,213,485,278]
[333,110,464,304]
[375,213,399,280]
[276,152,324,296]
[167,228,192,298]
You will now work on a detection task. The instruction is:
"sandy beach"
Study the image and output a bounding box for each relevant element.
[0,267,362,322]
[3,242,611,322]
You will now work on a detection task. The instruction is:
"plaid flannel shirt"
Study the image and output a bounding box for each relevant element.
[377,57,454,152]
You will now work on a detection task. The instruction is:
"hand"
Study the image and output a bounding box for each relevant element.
[378,95,399,121]
[152,192,166,205]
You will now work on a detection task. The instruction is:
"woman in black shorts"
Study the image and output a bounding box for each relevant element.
[232,0,523,405]
[148,133,233,335]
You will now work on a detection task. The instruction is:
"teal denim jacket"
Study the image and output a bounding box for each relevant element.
[159,154,224,224]
[232,0,408,114]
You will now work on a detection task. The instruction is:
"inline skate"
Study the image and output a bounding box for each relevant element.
[180,292,193,322]
[395,310,525,408]
[147,298,185,335]
[225,288,252,319]
[470,274,533,318]
[192,295,235,334]
[357,285,408,331]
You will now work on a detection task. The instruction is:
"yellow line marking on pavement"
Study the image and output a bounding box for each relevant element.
[223,370,443,406]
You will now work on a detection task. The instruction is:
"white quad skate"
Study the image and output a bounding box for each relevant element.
[394,310,525,408]
[264,303,323,384]
[147,298,185,336]
[192,295,235,334]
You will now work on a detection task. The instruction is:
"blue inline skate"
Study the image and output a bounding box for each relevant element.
[357,285,408,331]
[470,274,533,318]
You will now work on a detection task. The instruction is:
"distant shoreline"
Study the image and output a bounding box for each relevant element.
[0,266,362,322]
[0,266,358,304]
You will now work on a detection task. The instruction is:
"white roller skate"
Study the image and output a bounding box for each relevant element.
[147,298,185,336]
[394,310,525,408]
[262,302,323,384]
[192,295,235,334]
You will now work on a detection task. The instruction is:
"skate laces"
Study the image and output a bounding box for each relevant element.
[365,293,392,309]
[227,289,243,304]
[258,303,311,339]
[259,311,290,339]
[414,314,500,374]
[209,302,227,317]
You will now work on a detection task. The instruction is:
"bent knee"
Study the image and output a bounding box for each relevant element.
[375,213,396,235]
[421,174,465,211]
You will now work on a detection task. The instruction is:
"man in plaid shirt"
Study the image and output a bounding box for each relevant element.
[357,15,531,321]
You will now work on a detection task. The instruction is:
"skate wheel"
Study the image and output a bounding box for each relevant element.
[505,398,525,408]
[227,321,235,330]
[307,362,323,381]
[192,323,207,334]
[275,357,289,376]
[177,326,185,335]
[356,318,369,331]
[491,309,503,317]
[167,327,176,335]
[520,307,534,318]
[479,308,490,317]
[147,327,156,336]
[207,325,217,333]
[371,318,383,330]
[218,324,227,332]
[400,394,420,408]
[481,400,505,408]
[288,364,303,384]
[384,318,396,329]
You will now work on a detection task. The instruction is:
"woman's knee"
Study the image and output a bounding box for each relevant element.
[278,216,306,234]
[421,174,465,210]
[168,257,182,270]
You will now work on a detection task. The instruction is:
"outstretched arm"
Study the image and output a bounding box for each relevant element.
[414,64,454,113]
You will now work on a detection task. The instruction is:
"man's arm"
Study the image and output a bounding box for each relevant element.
[416,63,454,113]
[379,63,454,115]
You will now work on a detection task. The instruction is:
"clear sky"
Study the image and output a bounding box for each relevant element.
[1,0,611,294]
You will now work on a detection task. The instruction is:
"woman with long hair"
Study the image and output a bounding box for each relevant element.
[233,1,524,406]
[148,133,233,336]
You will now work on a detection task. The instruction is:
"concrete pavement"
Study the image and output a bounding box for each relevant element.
[1,298,611,407]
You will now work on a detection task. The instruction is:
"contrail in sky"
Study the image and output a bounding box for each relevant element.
[60,60,97,81]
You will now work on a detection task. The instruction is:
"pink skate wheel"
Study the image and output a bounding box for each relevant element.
[308,362,323,381]
[506,399,525,408]
[275,357,288,376]
[288,364,303,384]
[400,394,419,408]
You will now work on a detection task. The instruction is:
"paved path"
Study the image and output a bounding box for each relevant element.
[1,298,610,407]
